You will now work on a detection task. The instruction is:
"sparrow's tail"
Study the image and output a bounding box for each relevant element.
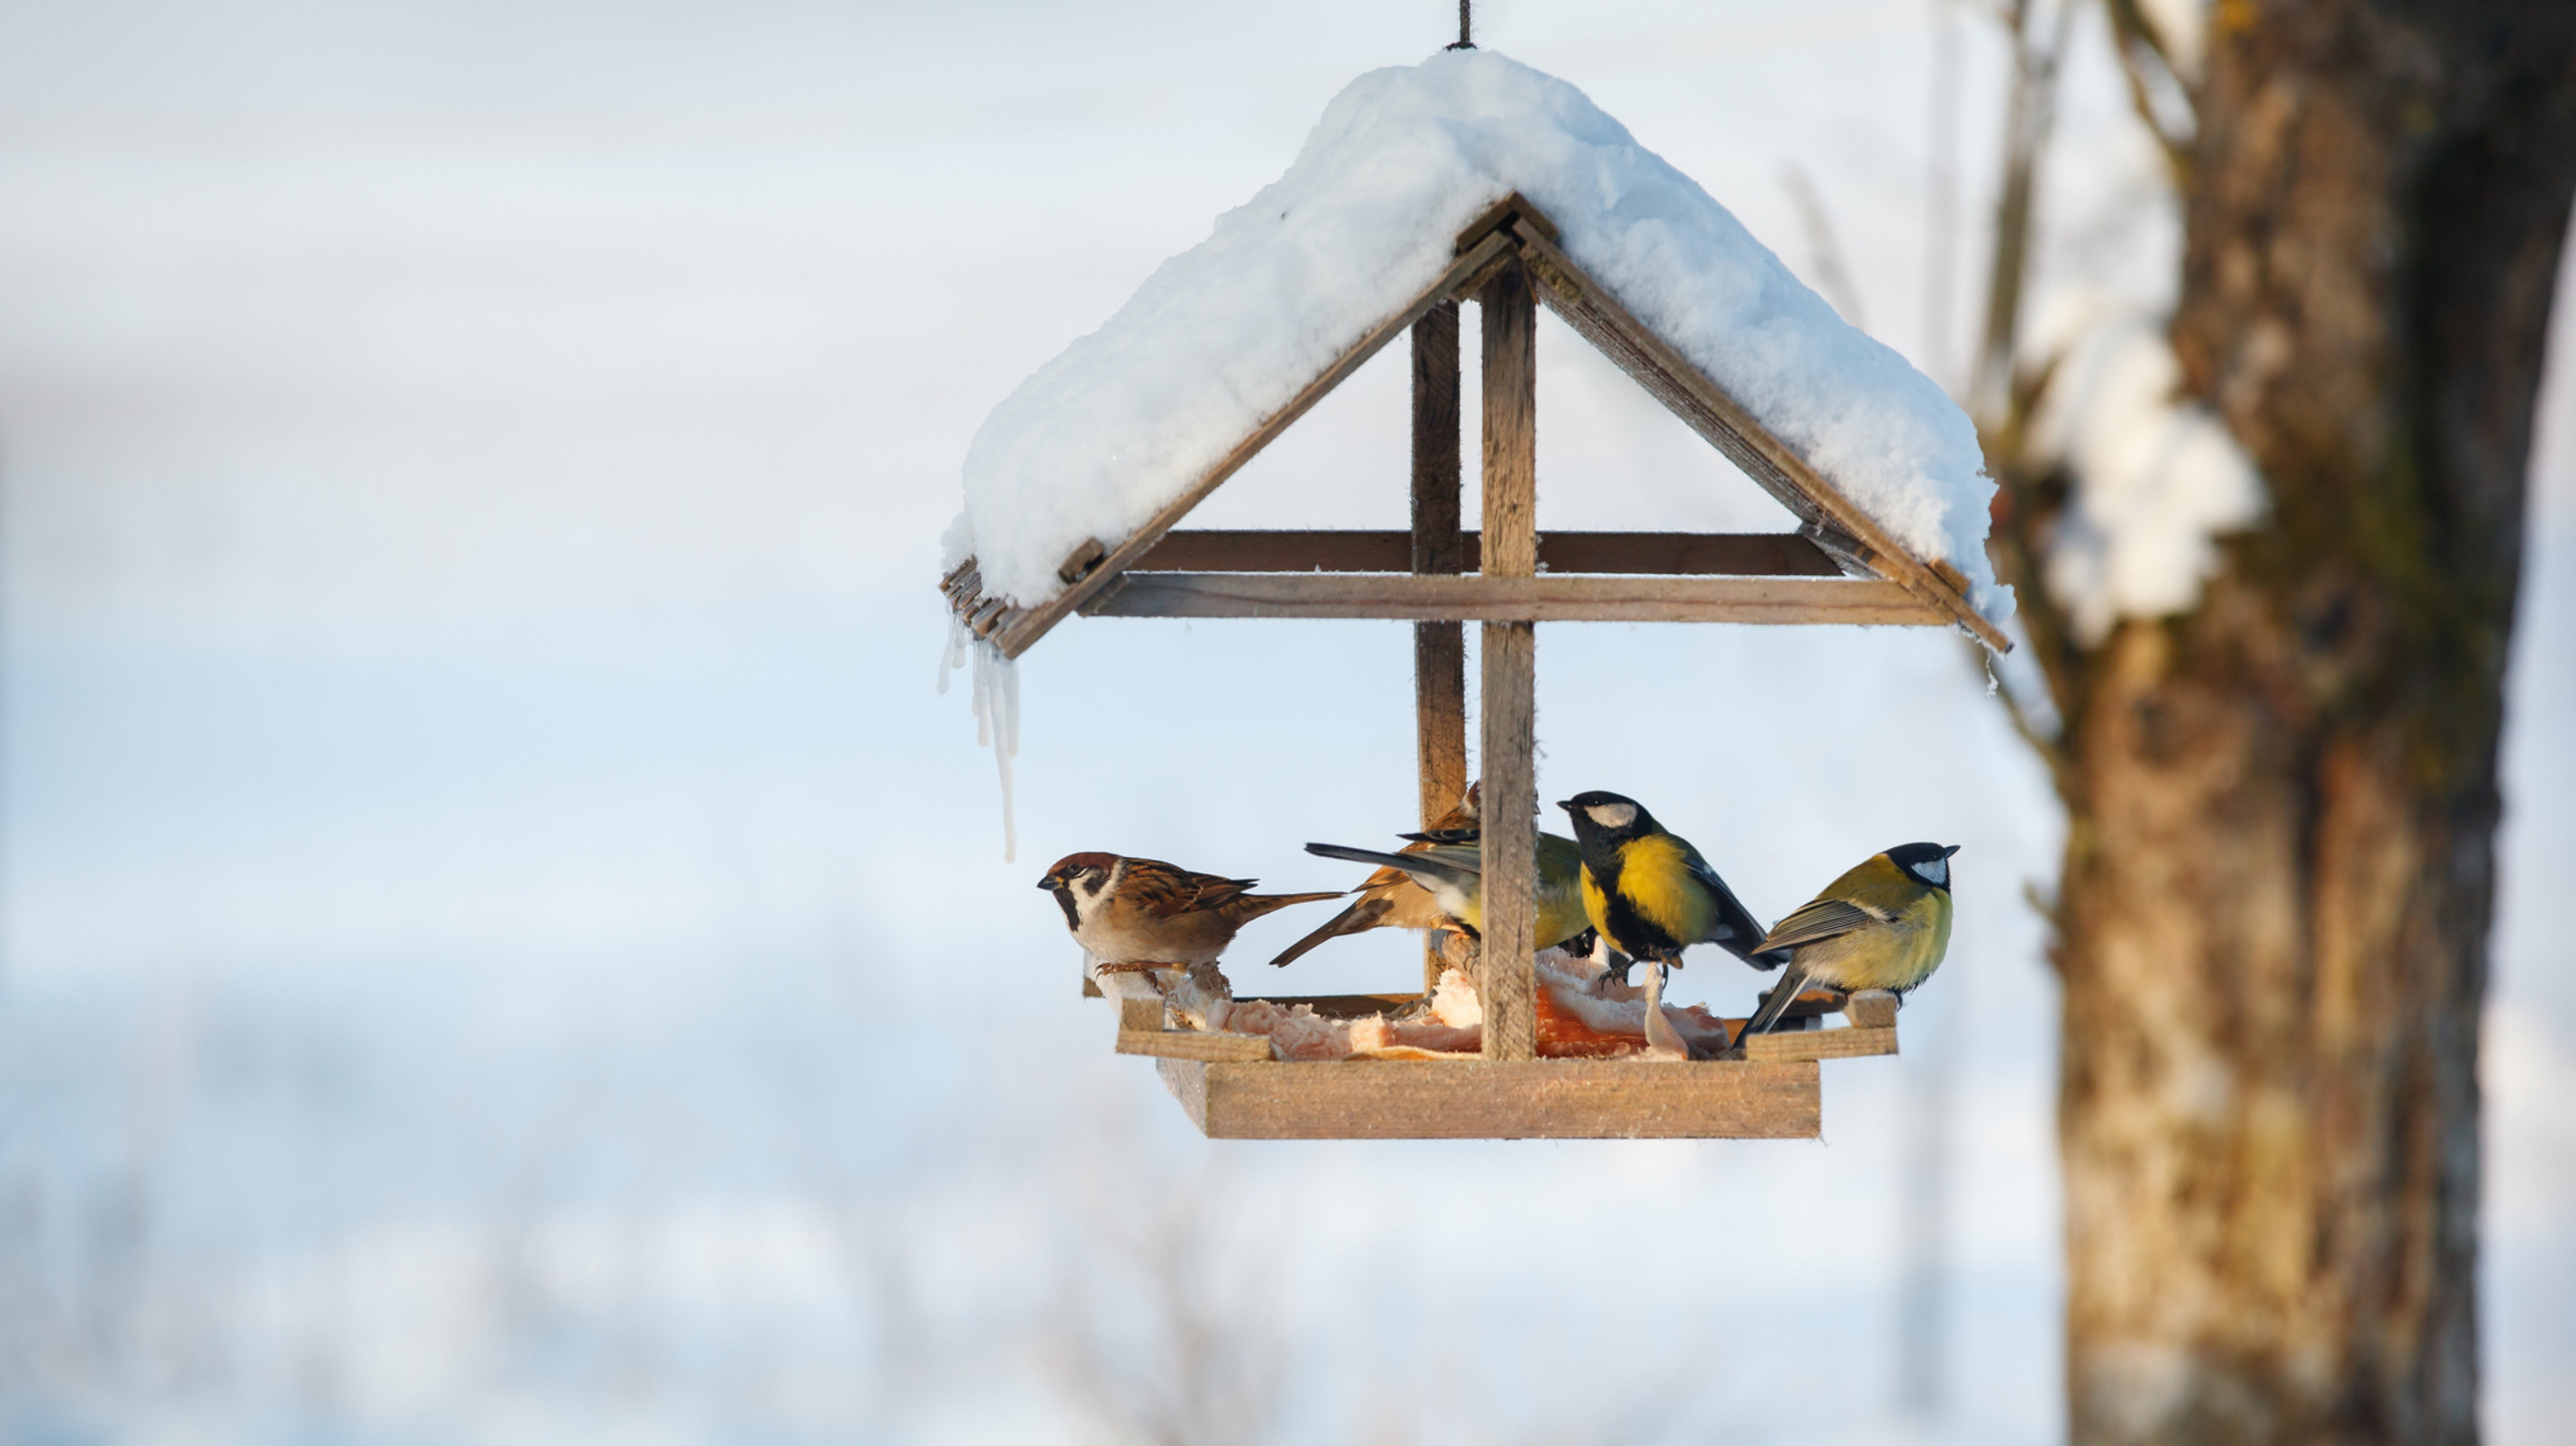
[1304,842,1479,892]
[1739,960,1816,1040]
[1268,895,1393,968]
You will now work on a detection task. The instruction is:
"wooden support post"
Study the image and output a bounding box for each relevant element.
[1477,262,1538,1062]
[1411,300,1467,994]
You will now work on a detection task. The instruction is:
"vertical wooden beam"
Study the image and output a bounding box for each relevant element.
[1411,300,1467,994]
[1476,263,1538,1062]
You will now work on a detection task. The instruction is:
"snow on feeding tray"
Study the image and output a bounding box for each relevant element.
[940,47,1996,1139]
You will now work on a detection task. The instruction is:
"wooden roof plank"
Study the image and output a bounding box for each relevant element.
[1508,219,2013,651]
[986,228,1522,658]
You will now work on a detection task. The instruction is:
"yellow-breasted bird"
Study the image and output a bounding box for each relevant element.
[1268,786,1481,967]
[1738,842,1958,1039]
[1300,830,1590,954]
[1557,791,1786,983]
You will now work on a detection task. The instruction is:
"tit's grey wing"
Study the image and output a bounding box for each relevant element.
[1304,842,1481,893]
[1683,846,1787,969]
[1754,896,1891,954]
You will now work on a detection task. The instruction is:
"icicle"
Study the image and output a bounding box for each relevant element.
[1983,649,2000,698]
[965,636,1021,862]
[937,610,969,694]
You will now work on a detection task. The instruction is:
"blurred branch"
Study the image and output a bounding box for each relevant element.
[1781,164,1869,329]
[1964,0,2096,750]
[2103,0,2197,183]
[1967,0,2077,424]
[1042,1136,1286,1446]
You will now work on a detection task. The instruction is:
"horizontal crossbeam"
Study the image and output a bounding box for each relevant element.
[1080,572,1947,625]
[1131,529,1843,576]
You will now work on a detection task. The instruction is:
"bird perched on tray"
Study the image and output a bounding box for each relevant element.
[1300,829,1590,953]
[1738,842,1957,1039]
[1268,786,1482,967]
[1036,853,1340,971]
[1557,791,1787,986]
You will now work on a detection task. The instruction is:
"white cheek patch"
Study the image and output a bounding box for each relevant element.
[1911,857,1949,888]
[1588,801,1638,830]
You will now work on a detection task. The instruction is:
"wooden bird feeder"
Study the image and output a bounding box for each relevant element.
[942,192,2007,1140]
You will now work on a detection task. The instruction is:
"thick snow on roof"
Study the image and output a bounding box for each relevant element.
[946,48,2010,623]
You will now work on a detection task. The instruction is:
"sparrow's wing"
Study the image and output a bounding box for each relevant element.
[1399,826,1479,846]
[1682,846,1781,964]
[1128,860,1259,917]
[1755,896,1892,954]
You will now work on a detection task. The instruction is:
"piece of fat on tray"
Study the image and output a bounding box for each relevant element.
[1218,951,1726,1061]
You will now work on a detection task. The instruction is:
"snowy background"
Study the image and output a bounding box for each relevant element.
[1,2,2567,1443]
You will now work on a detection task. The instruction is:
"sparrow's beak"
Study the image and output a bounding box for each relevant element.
[1036,876,1057,891]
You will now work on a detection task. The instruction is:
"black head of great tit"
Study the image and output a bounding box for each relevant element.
[1739,842,1959,1039]
[1555,791,1785,985]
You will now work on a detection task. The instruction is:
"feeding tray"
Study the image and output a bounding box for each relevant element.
[1089,971,1899,1140]
[943,56,2006,1141]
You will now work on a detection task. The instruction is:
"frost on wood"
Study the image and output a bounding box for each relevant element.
[937,611,1020,862]
[946,47,2011,623]
[2029,309,2264,643]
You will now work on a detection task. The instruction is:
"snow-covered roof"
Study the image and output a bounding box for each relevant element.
[943,48,2012,632]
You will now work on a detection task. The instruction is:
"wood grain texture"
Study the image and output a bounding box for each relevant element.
[1477,261,1539,1063]
[1151,1057,1821,1139]
[1128,529,1842,576]
[1741,1025,1899,1063]
[1412,299,1468,999]
[986,229,1518,658]
[1506,218,2011,652]
[1844,989,1900,1028]
[1117,1028,1276,1063]
[1079,572,1948,624]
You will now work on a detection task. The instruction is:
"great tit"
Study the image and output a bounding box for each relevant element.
[1302,831,1590,952]
[1557,791,1786,982]
[1738,842,1958,1039]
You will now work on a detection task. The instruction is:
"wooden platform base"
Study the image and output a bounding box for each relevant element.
[1153,1054,1821,1140]
[1089,971,1901,1140]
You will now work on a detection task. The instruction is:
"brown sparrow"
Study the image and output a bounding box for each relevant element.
[1267,784,1480,968]
[1038,853,1341,970]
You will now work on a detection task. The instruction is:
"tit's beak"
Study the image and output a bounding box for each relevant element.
[1553,799,1575,812]
[1941,844,1962,859]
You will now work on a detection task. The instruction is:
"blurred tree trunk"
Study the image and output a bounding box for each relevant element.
[1986,3,2576,1442]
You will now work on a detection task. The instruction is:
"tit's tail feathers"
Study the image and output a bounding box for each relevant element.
[1267,896,1394,968]
[1237,890,1345,922]
[1304,842,1480,892]
[1739,962,1815,1040]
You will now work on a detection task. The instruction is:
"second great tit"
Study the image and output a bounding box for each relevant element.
[1302,831,1590,953]
[1556,791,1786,982]
[1738,842,1959,1039]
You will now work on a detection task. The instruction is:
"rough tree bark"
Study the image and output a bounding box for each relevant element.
[1987,4,2576,1442]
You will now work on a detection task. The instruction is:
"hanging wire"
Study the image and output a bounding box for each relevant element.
[1446,0,1474,50]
